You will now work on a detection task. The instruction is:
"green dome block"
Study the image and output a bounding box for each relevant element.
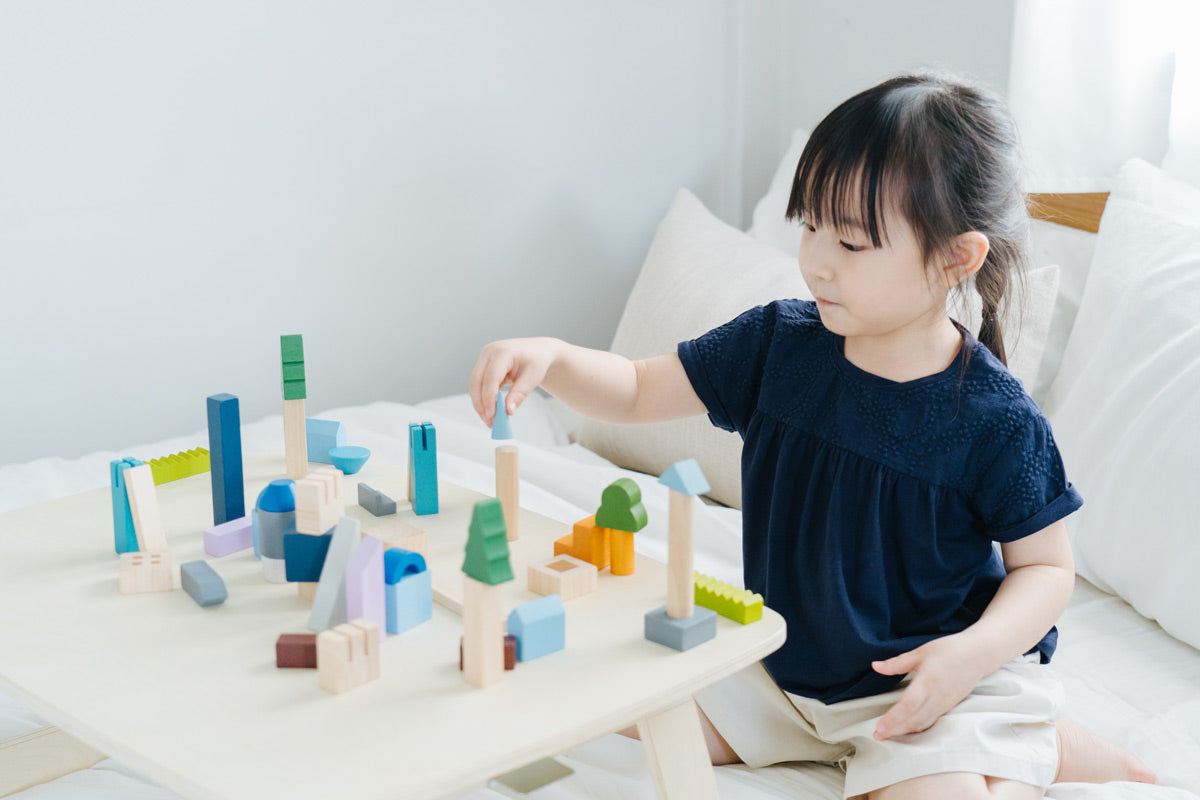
[462,498,513,585]
[594,478,648,533]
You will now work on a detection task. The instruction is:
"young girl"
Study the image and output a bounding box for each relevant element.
[469,73,1154,799]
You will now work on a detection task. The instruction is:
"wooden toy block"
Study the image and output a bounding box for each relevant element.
[110,457,143,555]
[256,509,295,565]
[280,334,307,400]
[254,479,295,557]
[460,635,517,671]
[385,570,432,634]
[262,557,287,584]
[364,518,427,556]
[293,477,337,535]
[283,532,332,582]
[275,633,318,668]
[357,483,396,517]
[609,529,636,576]
[383,548,426,583]
[123,464,167,554]
[658,458,711,497]
[344,535,385,642]
[147,447,210,485]
[207,393,246,525]
[694,573,763,624]
[118,552,174,594]
[526,555,598,601]
[552,515,610,570]
[203,516,253,558]
[594,477,649,533]
[461,576,505,688]
[495,444,519,542]
[308,517,362,632]
[305,418,346,464]
[408,421,438,515]
[180,560,227,607]
[282,398,308,480]
[643,605,717,652]
[507,595,565,662]
[666,491,695,619]
[311,466,345,516]
[297,582,318,602]
[462,499,513,585]
[491,389,514,440]
[317,619,379,694]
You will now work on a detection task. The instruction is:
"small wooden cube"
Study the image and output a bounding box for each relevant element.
[317,619,380,693]
[276,633,318,668]
[460,635,517,671]
[119,552,174,594]
[527,555,598,601]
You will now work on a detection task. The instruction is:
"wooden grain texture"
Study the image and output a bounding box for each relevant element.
[1027,192,1109,233]
[636,699,719,800]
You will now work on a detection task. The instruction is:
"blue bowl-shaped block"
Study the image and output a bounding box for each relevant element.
[644,605,717,651]
[328,445,371,475]
[386,570,432,635]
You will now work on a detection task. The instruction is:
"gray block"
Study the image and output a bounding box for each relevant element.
[644,605,717,652]
[357,483,396,517]
[181,560,228,607]
[257,509,295,560]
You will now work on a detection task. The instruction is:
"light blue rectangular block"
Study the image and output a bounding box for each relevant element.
[305,418,347,464]
[385,570,433,634]
[507,594,565,661]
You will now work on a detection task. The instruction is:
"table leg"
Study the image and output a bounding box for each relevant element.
[636,698,719,800]
[0,725,105,797]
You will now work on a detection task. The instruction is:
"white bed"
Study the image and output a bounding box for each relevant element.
[3,151,1200,799]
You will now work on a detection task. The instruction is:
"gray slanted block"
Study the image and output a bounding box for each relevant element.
[644,605,717,651]
[357,483,396,517]
[181,560,228,607]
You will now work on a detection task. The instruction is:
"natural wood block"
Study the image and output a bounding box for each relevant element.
[294,477,338,535]
[527,555,598,601]
[317,618,380,693]
[666,491,694,619]
[297,582,318,602]
[461,576,504,688]
[119,552,174,594]
[282,398,308,480]
[495,445,519,542]
[365,518,428,556]
[123,464,167,554]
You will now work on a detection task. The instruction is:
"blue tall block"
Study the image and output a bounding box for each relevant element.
[207,393,245,525]
[408,422,438,516]
[305,418,346,464]
[110,457,143,554]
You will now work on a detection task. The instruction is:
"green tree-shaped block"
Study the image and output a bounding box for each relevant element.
[594,477,648,533]
[462,498,513,585]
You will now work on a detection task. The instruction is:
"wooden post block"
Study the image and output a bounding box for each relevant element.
[297,582,318,602]
[666,491,694,619]
[119,552,174,594]
[636,698,720,800]
[282,398,308,480]
[123,464,167,554]
[495,445,519,542]
[609,529,635,576]
[461,576,505,688]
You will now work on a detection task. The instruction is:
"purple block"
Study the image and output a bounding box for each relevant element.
[204,516,253,557]
[344,535,385,642]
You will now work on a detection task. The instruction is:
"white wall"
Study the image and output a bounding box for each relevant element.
[0,1,1015,467]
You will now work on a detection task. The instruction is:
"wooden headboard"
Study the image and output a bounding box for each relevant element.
[1027,192,1109,233]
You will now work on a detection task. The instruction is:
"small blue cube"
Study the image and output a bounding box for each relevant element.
[386,570,433,634]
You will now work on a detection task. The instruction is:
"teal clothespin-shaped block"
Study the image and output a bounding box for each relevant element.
[111,457,144,554]
[491,389,513,440]
[408,422,439,516]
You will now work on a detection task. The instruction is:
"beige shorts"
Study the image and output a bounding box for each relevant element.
[693,655,1063,799]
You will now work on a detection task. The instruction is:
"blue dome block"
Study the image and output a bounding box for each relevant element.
[491,389,514,440]
[384,548,428,584]
[257,479,296,513]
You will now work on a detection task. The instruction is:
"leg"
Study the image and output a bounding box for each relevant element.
[1055,717,1157,784]
[636,699,720,800]
[864,772,1043,800]
[617,700,742,766]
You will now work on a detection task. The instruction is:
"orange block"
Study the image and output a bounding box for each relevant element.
[609,529,635,576]
[553,515,610,570]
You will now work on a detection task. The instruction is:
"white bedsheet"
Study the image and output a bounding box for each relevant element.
[1,396,1196,800]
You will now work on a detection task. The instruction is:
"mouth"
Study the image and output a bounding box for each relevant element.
[815,297,839,308]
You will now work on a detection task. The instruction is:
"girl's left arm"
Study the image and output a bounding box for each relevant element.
[870,519,1075,740]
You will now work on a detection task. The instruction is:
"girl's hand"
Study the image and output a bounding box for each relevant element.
[870,633,987,740]
[469,337,563,428]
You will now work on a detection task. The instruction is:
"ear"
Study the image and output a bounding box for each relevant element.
[938,231,989,288]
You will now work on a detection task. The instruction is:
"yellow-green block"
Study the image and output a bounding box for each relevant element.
[694,572,763,624]
[148,448,211,485]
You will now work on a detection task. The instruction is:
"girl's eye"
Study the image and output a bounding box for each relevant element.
[840,241,866,252]
[803,222,816,232]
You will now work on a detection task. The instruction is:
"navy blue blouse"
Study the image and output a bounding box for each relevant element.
[678,299,1082,704]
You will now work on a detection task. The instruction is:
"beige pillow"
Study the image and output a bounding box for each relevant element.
[577,189,1059,509]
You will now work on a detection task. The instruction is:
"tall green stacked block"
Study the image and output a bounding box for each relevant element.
[463,499,513,585]
[280,334,306,400]
[207,393,245,525]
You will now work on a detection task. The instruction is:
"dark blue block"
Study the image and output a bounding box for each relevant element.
[207,393,245,525]
[284,531,332,582]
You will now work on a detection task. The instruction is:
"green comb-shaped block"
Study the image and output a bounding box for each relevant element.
[147,448,211,485]
[694,572,763,624]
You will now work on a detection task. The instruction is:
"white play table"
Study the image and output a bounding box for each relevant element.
[0,451,785,799]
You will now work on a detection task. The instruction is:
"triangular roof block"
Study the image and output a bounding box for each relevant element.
[657,458,710,496]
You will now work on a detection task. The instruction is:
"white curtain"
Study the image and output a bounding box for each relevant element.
[1008,0,1200,191]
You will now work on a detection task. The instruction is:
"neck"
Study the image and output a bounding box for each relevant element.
[842,314,964,383]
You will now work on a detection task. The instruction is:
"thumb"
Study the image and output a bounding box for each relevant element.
[872,649,922,676]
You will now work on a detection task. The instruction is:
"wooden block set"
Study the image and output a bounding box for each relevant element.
[549,477,648,579]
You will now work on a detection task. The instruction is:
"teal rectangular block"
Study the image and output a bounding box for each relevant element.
[110,457,143,554]
[408,422,438,516]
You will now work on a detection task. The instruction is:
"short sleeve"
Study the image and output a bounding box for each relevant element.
[973,412,1084,542]
[677,304,775,435]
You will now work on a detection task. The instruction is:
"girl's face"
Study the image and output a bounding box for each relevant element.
[797,200,949,341]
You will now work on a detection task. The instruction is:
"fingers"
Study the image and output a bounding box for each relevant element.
[874,684,936,740]
[470,344,519,427]
[505,369,540,417]
[872,650,920,676]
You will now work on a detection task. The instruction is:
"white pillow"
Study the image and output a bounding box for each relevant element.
[1043,159,1200,650]
[575,189,811,508]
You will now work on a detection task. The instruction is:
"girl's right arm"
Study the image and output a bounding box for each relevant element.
[469,337,706,429]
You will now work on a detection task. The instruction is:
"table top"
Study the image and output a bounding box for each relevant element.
[0,451,785,800]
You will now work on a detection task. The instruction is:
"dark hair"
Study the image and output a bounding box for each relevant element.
[786,71,1028,365]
